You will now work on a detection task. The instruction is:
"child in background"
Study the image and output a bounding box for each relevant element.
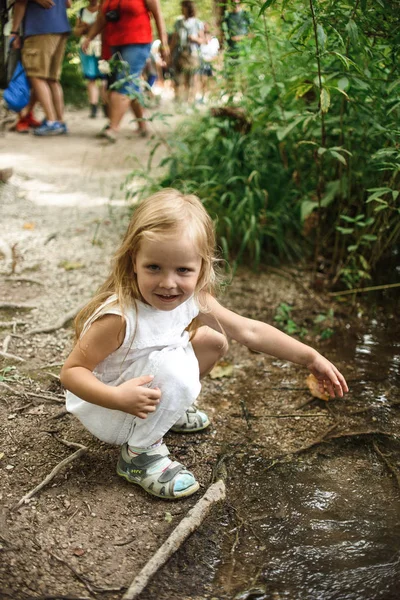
[74,0,108,119]
[199,22,220,103]
[61,189,348,500]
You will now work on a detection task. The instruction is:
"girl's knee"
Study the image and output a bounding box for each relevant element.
[213,330,229,359]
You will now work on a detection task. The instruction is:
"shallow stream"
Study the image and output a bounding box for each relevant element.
[216,316,400,600]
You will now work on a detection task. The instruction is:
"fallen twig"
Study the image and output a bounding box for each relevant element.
[12,440,87,510]
[40,596,91,600]
[0,380,15,392]
[0,302,36,310]
[372,441,400,489]
[2,334,11,353]
[28,304,85,335]
[0,320,27,328]
[122,479,226,600]
[0,350,25,362]
[277,423,339,457]
[44,370,61,381]
[328,282,400,296]
[328,428,397,441]
[23,391,65,404]
[263,412,328,418]
[4,276,44,286]
[293,397,315,410]
[49,408,69,420]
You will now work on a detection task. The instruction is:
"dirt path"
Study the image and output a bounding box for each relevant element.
[1,104,389,600]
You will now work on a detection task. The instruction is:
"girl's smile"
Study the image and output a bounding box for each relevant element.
[134,234,202,311]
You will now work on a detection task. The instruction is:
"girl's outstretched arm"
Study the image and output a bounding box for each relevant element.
[60,315,161,418]
[198,294,348,398]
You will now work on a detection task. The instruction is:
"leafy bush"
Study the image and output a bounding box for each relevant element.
[125,0,400,288]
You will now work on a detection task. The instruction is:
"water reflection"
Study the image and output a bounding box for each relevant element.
[216,317,400,600]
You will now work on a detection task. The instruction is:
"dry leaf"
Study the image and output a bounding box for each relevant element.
[23,222,35,230]
[306,374,330,401]
[164,512,173,523]
[73,548,85,557]
[209,361,234,380]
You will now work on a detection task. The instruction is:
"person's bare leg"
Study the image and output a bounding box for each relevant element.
[191,326,228,377]
[19,91,38,119]
[109,90,130,132]
[99,79,108,106]
[130,98,147,134]
[183,72,193,104]
[87,79,99,105]
[48,80,64,122]
[30,77,56,121]
[189,73,199,104]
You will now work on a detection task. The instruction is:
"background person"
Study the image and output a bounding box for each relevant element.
[73,0,107,119]
[82,0,169,142]
[222,0,251,59]
[170,1,204,107]
[10,0,71,136]
[199,22,219,103]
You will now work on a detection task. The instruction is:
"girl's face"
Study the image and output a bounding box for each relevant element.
[133,233,202,311]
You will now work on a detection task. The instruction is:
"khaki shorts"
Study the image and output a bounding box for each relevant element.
[22,34,68,81]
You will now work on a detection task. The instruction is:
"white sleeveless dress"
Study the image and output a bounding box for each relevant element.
[66,295,201,447]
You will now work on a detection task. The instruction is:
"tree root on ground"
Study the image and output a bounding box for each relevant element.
[372,440,400,489]
[12,438,87,511]
[28,304,85,335]
[48,550,125,597]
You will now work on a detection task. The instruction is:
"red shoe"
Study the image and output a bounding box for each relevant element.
[15,117,30,133]
[25,112,41,128]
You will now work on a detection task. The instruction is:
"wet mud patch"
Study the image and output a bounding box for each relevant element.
[218,438,400,600]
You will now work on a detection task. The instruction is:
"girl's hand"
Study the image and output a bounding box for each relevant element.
[114,375,161,418]
[307,353,349,398]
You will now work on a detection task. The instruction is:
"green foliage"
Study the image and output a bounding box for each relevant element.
[127,112,302,268]
[274,303,307,337]
[125,0,400,288]
[61,6,87,106]
[274,303,335,339]
[0,366,19,383]
[61,33,87,106]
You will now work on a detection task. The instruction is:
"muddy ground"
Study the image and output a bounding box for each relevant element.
[0,104,399,600]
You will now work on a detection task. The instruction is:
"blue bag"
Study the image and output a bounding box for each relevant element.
[3,60,31,113]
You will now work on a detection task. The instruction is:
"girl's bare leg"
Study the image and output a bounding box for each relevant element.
[191,326,228,377]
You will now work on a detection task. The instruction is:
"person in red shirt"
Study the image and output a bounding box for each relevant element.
[83,0,169,142]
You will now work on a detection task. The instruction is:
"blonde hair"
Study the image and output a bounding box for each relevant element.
[74,189,219,340]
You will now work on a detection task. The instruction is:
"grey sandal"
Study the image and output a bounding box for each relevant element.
[116,443,199,499]
[170,405,210,433]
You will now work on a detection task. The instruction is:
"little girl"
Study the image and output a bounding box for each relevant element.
[61,189,348,500]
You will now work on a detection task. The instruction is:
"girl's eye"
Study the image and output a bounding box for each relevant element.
[177,267,190,273]
[147,265,159,271]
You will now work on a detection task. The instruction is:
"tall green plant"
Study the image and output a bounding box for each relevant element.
[125,0,399,288]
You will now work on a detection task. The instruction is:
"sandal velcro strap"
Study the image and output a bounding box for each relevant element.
[158,462,184,483]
